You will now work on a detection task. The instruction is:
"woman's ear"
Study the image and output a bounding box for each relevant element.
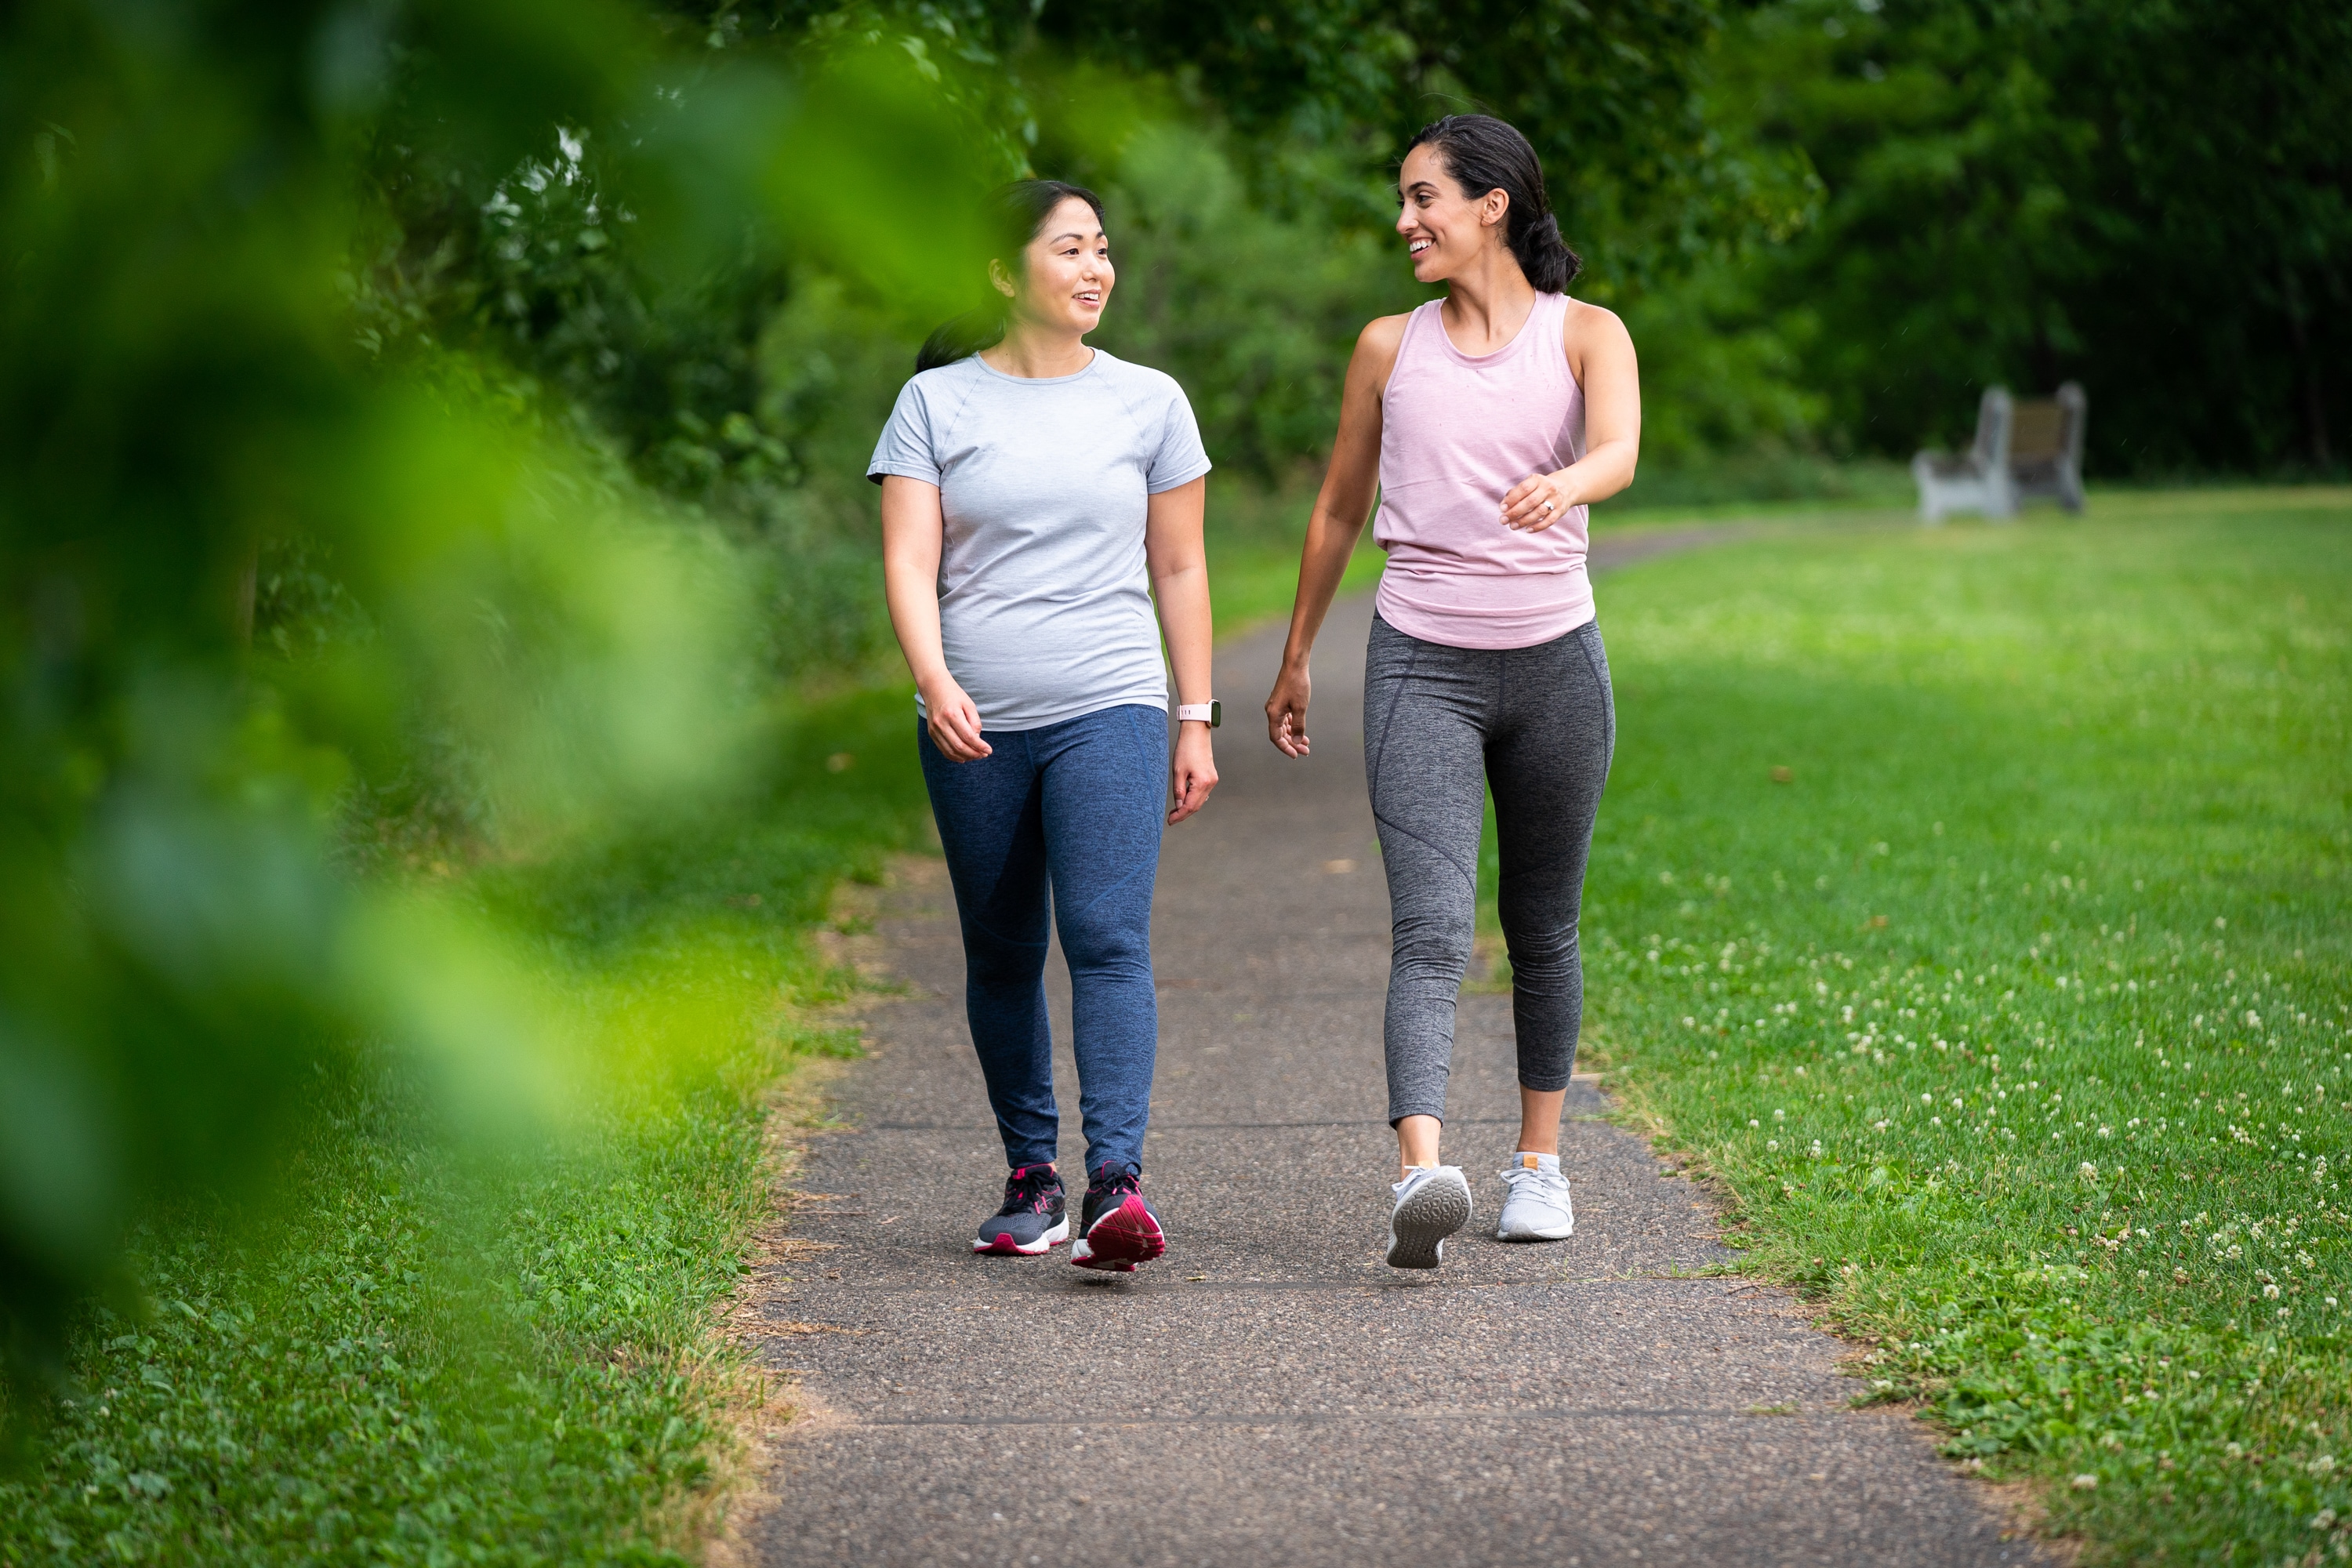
[988,258,1017,300]
[1482,188,1512,230]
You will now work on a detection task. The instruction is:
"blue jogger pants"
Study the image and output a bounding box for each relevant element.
[917,703,1166,1175]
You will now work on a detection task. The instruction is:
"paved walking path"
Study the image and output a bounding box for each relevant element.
[746,535,2043,1566]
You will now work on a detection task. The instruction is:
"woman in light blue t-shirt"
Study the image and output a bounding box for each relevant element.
[869,180,1219,1272]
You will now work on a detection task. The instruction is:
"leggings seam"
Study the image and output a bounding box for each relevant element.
[1363,625,1421,803]
[1572,622,1613,757]
[1367,630,1477,891]
[1370,810,1479,895]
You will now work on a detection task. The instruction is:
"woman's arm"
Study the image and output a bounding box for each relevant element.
[1145,474,1218,825]
[879,475,991,762]
[1499,303,1642,531]
[1264,314,1407,758]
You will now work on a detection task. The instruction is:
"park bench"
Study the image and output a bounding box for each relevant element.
[1911,382,2087,521]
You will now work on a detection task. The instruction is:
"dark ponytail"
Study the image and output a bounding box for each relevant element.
[1403,114,1582,294]
[916,179,1107,372]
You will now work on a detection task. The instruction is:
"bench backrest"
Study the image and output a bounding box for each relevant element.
[2009,382,2087,465]
[2011,401,2067,460]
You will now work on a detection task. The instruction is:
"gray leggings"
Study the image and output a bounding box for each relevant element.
[1363,614,1615,1124]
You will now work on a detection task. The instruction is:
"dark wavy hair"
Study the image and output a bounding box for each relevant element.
[916,180,1108,372]
[1403,114,1582,294]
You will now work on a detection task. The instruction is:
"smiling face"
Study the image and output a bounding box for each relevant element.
[994,195,1113,337]
[1396,143,1510,284]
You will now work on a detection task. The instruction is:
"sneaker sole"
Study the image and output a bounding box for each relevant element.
[1069,1196,1164,1272]
[1495,1215,1574,1242]
[1385,1170,1472,1269]
[973,1217,1069,1256]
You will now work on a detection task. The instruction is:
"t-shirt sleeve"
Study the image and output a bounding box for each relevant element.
[1144,379,1214,495]
[867,377,941,486]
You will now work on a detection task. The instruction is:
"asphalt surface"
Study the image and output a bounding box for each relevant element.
[746,534,2043,1567]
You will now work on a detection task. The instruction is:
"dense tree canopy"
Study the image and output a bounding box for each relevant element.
[525,0,2351,481]
[1717,0,2351,470]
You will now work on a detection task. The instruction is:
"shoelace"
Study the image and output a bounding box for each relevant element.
[1003,1164,1062,1215]
[1500,1164,1566,1196]
[1088,1168,1142,1203]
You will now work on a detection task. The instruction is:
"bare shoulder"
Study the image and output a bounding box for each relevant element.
[1353,310,1412,367]
[1561,297,1633,354]
[1337,311,1410,408]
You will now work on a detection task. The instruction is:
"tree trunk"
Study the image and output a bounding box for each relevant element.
[2280,261,2332,470]
[234,541,258,647]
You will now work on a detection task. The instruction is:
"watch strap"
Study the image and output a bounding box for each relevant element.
[1176,701,1221,728]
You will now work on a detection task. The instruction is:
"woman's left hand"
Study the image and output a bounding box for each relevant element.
[1168,723,1219,825]
[1501,470,1575,533]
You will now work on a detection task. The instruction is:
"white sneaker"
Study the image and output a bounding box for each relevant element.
[1385,1165,1472,1269]
[1495,1152,1573,1241]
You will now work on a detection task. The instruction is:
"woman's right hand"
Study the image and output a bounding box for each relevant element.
[921,677,992,762]
[1265,659,1312,758]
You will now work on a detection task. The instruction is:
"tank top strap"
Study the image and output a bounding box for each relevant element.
[1386,301,1443,390]
[1537,289,1571,369]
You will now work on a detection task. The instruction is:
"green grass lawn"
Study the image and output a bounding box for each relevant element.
[1557,489,2351,1563]
[0,688,934,1567]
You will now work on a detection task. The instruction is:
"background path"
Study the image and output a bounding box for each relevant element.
[747,535,2044,1567]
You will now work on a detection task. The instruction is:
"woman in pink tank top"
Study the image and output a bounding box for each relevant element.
[1264,114,1642,1269]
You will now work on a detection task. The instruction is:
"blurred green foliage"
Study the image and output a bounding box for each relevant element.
[0,684,937,1560]
[0,0,978,1410]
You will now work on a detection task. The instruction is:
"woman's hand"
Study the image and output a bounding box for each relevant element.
[1168,723,1218,824]
[1501,469,1577,532]
[920,677,991,762]
[1265,659,1312,758]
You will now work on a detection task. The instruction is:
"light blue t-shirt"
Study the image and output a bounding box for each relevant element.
[868,349,1212,731]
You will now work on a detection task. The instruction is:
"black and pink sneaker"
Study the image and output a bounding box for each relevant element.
[1069,1163,1165,1272]
[973,1164,1068,1256]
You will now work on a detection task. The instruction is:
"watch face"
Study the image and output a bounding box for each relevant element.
[1209,699,1221,728]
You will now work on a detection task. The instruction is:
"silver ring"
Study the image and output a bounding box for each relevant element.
[1541,500,1554,514]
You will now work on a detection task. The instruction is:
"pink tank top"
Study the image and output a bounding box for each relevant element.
[1371,292,1592,649]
